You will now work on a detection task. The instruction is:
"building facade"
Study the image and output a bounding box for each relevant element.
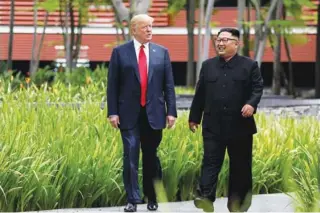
[0,0,318,86]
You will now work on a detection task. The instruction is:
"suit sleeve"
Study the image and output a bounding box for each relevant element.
[163,49,177,117]
[246,61,264,110]
[107,48,120,117]
[188,62,205,124]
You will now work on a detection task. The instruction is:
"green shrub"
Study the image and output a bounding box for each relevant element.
[0,101,319,211]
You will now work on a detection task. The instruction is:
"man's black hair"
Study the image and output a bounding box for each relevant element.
[217,28,240,38]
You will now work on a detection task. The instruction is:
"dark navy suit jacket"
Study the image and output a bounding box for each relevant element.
[107,40,177,130]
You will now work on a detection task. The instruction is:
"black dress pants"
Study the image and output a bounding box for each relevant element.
[199,128,253,212]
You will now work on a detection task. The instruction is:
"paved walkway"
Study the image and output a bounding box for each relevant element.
[29,193,294,212]
[175,94,320,110]
[7,94,319,111]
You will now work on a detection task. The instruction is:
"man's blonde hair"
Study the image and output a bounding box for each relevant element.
[130,14,154,32]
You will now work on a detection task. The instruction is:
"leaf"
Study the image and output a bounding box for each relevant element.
[285,34,309,46]
[268,20,306,29]
[166,0,186,15]
[210,21,220,27]
[248,38,256,52]
[39,0,59,13]
[37,21,47,26]
[46,40,63,47]
[241,20,264,26]
[104,41,125,48]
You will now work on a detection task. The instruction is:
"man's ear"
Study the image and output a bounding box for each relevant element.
[235,39,241,47]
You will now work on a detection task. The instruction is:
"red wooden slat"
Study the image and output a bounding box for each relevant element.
[0,0,169,26]
[301,0,318,26]
[0,33,317,62]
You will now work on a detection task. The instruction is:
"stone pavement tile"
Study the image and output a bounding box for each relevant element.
[24,193,294,213]
[246,193,294,212]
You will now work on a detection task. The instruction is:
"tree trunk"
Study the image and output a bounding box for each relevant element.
[73,26,82,68]
[282,5,295,97]
[186,0,195,87]
[128,0,135,41]
[59,0,67,69]
[242,0,250,57]
[59,0,85,70]
[112,0,130,22]
[196,0,205,82]
[135,0,150,15]
[316,0,320,98]
[284,37,295,97]
[65,1,72,72]
[69,1,75,70]
[30,0,38,74]
[59,0,67,48]
[251,0,262,56]
[7,0,15,71]
[268,33,290,95]
[111,0,151,42]
[73,2,83,68]
[113,4,127,43]
[237,0,245,54]
[254,0,278,67]
[202,0,215,61]
[34,12,49,73]
[271,0,283,95]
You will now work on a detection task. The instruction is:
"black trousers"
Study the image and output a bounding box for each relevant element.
[199,128,253,212]
[120,107,162,203]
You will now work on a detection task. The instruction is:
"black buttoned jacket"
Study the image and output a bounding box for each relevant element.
[189,54,264,137]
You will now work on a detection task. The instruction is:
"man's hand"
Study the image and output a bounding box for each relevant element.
[166,115,176,129]
[241,104,254,118]
[108,115,120,128]
[189,121,199,133]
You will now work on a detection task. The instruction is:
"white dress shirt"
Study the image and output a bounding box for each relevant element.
[133,38,149,73]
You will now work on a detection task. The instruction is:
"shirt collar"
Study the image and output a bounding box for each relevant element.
[133,38,149,51]
[218,53,239,68]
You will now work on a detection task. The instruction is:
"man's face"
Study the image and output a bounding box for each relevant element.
[215,31,239,58]
[132,19,153,44]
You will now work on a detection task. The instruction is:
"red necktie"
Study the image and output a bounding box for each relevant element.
[139,44,147,106]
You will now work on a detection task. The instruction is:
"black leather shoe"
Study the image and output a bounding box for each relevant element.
[147,201,158,211]
[194,196,214,212]
[124,203,137,212]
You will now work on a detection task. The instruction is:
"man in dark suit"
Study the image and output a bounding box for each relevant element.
[107,14,177,212]
[189,28,263,212]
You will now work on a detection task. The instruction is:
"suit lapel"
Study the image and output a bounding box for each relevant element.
[148,43,155,84]
[127,41,140,83]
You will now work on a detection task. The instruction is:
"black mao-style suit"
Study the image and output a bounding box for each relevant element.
[189,54,263,211]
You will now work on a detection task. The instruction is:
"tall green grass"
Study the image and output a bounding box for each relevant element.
[0,67,194,101]
[0,99,319,211]
[1,70,319,211]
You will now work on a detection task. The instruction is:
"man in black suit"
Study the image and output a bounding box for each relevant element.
[189,28,263,212]
[107,14,177,212]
